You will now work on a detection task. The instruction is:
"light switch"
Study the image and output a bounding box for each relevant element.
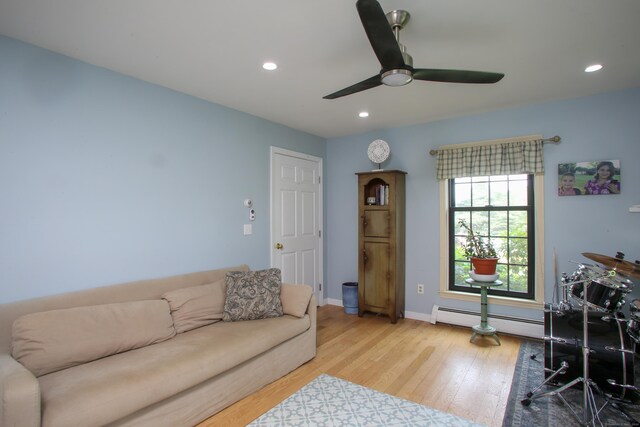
[243,224,252,235]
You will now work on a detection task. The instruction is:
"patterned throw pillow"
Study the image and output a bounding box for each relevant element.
[223,269,283,321]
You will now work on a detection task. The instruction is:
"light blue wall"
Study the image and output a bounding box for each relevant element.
[2,33,639,315]
[0,35,325,303]
[326,88,640,320]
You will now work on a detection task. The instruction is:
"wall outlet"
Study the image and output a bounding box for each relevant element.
[417,283,424,294]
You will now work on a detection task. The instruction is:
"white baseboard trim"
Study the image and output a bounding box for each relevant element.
[323,301,542,337]
[405,311,431,322]
[326,298,343,307]
[431,304,543,339]
[323,301,431,322]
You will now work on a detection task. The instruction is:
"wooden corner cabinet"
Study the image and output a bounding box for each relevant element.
[356,170,406,323]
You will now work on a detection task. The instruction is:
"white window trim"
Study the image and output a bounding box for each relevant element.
[438,175,546,310]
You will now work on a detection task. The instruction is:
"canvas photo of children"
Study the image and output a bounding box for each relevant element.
[558,160,621,196]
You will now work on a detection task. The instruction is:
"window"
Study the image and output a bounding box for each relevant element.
[448,174,535,299]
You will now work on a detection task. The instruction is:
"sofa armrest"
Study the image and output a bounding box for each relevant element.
[306,294,317,350]
[306,294,316,320]
[0,354,40,427]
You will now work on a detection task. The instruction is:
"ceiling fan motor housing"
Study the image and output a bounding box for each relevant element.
[382,9,413,87]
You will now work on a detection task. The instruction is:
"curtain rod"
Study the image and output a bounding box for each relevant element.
[429,135,561,156]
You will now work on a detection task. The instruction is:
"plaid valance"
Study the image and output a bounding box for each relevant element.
[435,137,545,180]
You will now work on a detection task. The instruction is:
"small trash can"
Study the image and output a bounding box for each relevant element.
[342,282,358,314]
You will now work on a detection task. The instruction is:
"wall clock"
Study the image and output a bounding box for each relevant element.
[368,139,390,170]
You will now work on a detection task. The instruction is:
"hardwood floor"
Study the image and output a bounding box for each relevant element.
[198,305,522,426]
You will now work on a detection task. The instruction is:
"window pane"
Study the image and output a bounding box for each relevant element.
[509,179,528,206]
[508,237,528,265]
[490,211,508,237]
[454,236,467,261]
[454,261,471,285]
[470,212,489,236]
[492,236,508,263]
[496,264,508,282]
[454,183,471,207]
[490,181,508,206]
[508,265,528,293]
[454,211,470,231]
[472,181,489,207]
[509,211,528,237]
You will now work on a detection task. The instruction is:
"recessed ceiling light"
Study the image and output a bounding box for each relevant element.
[585,64,603,73]
[359,111,369,118]
[262,62,277,71]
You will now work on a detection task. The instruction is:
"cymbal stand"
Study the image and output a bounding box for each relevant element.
[523,276,609,426]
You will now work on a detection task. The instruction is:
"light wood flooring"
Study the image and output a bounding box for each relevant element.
[198,304,522,426]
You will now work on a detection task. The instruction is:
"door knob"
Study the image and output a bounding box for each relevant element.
[275,243,284,250]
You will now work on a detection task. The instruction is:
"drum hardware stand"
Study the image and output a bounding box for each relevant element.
[522,360,569,399]
[556,272,573,312]
[522,278,610,426]
[598,380,640,426]
[607,378,638,393]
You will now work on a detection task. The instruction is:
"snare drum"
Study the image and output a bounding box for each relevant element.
[568,264,632,312]
[570,278,631,312]
[544,305,635,399]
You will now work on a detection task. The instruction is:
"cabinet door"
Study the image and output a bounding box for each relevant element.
[363,210,390,238]
[363,242,390,308]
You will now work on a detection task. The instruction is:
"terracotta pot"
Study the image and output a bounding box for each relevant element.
[471,257,498,275]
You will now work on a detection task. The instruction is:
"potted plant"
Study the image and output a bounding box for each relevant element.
[457,219,499,275]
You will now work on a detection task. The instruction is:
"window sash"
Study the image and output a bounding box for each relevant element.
[448,175,535,300]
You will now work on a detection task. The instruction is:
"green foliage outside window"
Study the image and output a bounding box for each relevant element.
[449,175,534,298]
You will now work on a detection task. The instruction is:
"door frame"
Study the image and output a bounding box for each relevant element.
[269,146,324,305]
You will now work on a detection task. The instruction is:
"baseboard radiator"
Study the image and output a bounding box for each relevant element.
[430,305,544,339]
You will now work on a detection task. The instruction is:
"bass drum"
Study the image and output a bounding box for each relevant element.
[544,306,635,400]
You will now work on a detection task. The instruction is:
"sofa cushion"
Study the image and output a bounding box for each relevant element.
[280,283,313,318]
[162,280,226,333]
[223,269,283,321]
[11,300,175,377]
[37,314,311,427]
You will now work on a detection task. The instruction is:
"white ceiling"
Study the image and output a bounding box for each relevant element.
[1,0,639,139]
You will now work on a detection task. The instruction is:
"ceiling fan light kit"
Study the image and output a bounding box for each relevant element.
[323,0,504,100]
[381,69,413,86]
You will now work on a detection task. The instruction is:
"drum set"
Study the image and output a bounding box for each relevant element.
[522,251,640,426]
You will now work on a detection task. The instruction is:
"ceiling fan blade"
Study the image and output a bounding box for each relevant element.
[413,69,505,84]
[356,0,405,70]
[323,75,382,99]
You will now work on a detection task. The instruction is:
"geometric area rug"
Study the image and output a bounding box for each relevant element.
[248,373,485,426]
[502,339,640,427]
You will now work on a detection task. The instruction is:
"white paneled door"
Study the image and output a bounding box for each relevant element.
[271,147,322,304]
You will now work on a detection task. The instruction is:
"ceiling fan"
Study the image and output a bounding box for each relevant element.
[323,0,505,100]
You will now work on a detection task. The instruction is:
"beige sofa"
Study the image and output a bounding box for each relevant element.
[0,265,317,427]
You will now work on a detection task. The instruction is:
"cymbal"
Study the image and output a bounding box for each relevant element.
[582,252,640,279]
